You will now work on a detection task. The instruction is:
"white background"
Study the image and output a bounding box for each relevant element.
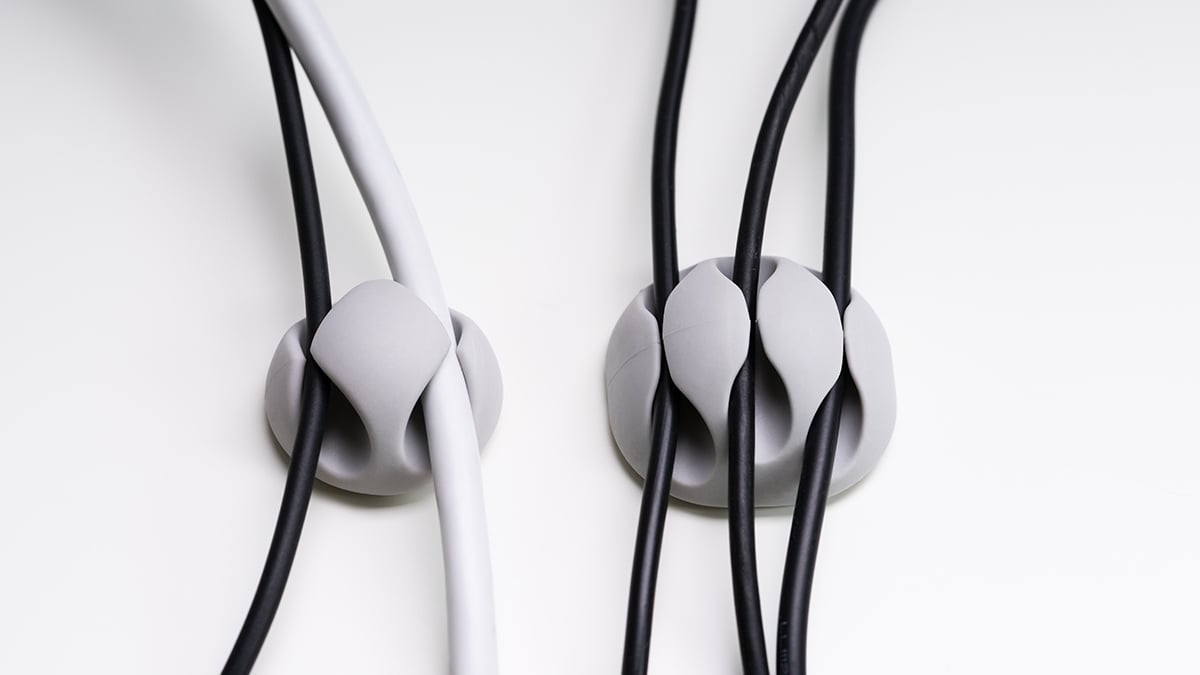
[2,1,1199,673]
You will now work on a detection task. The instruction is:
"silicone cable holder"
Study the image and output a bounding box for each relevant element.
[604,257,896,507]
[265,280,503,496]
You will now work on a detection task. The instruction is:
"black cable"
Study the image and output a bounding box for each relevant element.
[776,1,879,673]
[727,2,845,673]
[223,2,333,672]
[621,2,697,674]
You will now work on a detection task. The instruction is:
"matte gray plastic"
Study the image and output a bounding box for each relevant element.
[604,257,896,507]
[452,309,504,447]
[838,290,897,490]
[265,280,503,496]
[660,259,749,494]
[602,291,663,482]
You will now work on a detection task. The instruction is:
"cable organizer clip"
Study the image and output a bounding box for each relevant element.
[604,256,896,507]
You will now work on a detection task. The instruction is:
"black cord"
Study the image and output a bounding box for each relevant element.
[223,2,333,672]
[621,2,697,674]
[727,2,846,673]
[776,1,879,673]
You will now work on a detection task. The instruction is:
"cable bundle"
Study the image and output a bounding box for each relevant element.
[620,1,884,672]
[226,1,498,672]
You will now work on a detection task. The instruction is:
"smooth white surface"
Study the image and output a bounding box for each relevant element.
[261,0,498,670]
[1,1,1199,673]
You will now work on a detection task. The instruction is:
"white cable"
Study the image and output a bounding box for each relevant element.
[262,1,497,673]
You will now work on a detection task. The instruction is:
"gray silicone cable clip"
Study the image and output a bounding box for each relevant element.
[265,280,503,496]
[604,257,896,507]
